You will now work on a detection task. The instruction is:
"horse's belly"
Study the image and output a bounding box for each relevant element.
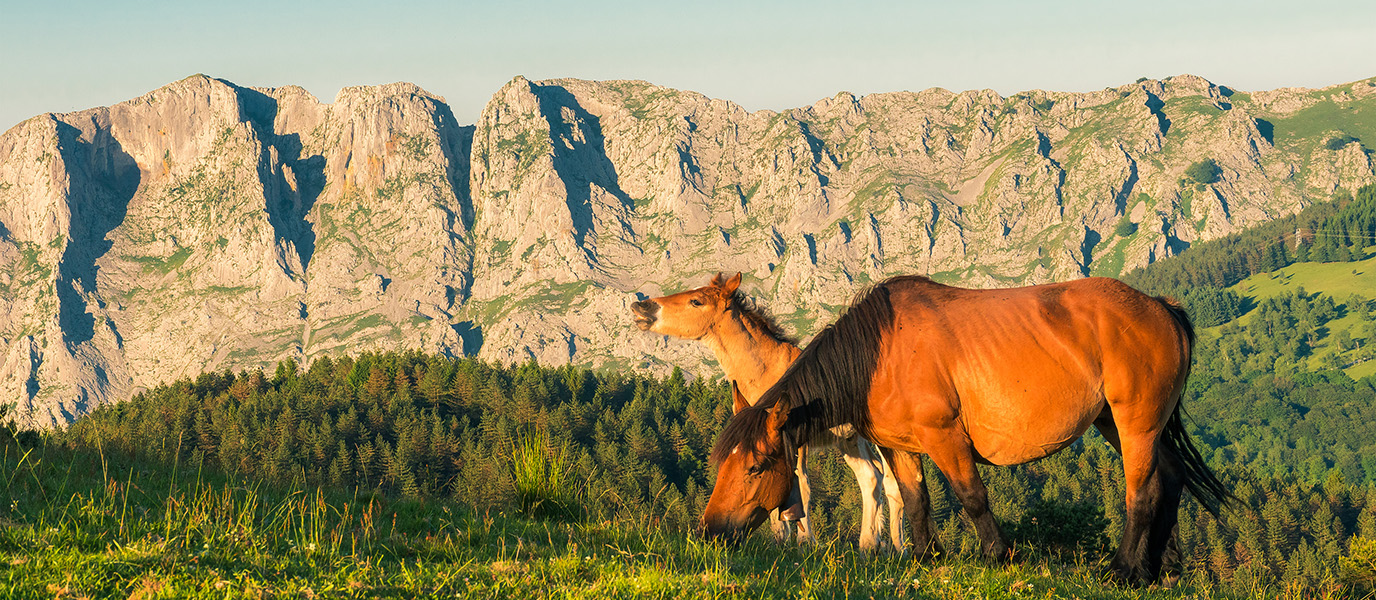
[962,390,1102,466]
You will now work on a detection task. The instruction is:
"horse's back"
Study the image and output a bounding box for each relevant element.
[871,277,1190,465]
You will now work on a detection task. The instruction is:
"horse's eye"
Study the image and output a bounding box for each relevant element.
[689,299,703,307]
[746,464,763,476]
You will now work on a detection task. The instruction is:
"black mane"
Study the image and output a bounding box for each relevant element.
[730,290,796,345]
[711,279,901,463]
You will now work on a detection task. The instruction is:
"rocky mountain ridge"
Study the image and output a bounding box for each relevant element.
[3,73,1374,427]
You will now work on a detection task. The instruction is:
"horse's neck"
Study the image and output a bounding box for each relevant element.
[703,313,799,403]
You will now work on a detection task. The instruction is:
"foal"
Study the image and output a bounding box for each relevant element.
[632,272,906,551]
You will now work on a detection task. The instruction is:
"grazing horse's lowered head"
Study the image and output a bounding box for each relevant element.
[699,387,804,544]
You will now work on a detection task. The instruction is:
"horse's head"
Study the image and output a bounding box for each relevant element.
[700,388,803,544]
[631,272,742,339]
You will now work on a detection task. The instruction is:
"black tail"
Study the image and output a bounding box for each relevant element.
[1161,409,1234,517]
[1157,296,1234,516]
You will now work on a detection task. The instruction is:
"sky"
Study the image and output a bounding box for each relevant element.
[2,0,1374,132]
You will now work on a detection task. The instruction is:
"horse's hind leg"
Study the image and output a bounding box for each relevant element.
[1092,407,1123,453]
[1096,405,1182,580]
[1148,448,1186,582]
[836,436,885,551]
[1110,430,1176,584]
[878,447,941,559]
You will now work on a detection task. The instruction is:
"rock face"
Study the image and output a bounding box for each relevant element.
[3,74,1374,427]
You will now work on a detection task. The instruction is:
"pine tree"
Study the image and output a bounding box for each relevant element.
[1263,494,1294,562]
[365,367,390,401]
[329,441,352,489]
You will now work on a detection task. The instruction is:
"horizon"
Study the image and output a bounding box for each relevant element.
[10,70,1376,133]
[3,0,1375,132]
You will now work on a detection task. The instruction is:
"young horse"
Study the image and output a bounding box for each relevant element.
[701,275,1233,585]
[631,273,906,552]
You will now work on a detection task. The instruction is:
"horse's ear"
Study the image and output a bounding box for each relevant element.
[722,272,742,295]
[731,380,749,414]
[710,272,725,287]
[764,395,790,440]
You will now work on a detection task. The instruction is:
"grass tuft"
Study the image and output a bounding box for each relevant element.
[512,428,581,521]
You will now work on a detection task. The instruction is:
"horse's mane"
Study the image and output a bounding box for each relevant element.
[729,290,796,345]
[711,277,914,463]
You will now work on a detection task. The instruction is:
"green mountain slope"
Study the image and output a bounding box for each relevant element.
[1222,250,1376,379]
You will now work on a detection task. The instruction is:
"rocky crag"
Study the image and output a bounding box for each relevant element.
[3,74,1374,427]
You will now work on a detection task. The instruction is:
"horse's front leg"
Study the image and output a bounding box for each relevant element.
[870,440,908,551]
[878,446,942,559]
[767,511,793,543]
[835,436,886,552]
[791,446,818,545]
[917,431,1009,561]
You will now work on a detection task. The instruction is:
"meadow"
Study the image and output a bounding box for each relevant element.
[0,427,1335,600]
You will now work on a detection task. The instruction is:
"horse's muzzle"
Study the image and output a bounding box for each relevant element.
[631,300,658,330]
[698,506,768,547]
[696,520,749,547]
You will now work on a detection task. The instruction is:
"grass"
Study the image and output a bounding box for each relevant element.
[1229,252,1376,301]
[512,428,579,521]
[122,246,194,275]
[0,431,1296,599]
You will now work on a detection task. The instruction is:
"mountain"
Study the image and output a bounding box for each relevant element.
[2,73,1374,428]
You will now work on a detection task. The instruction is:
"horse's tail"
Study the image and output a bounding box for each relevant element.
[1156,296,1234,517]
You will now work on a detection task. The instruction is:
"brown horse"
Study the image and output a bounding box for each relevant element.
[631,273,907,551]
[701,275,1232,584]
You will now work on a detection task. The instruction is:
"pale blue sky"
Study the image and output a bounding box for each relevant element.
[2,0,1374,132]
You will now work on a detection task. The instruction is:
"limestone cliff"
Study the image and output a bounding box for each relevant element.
[2,74,1373,427]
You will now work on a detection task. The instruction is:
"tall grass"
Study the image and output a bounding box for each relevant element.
[512,427,581,521]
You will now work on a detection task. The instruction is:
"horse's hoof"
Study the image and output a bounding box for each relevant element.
[904,540,944,561]
[1104,563,1150,587]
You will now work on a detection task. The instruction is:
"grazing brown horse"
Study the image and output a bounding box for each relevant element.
[701,275,1232,585]
[631,273,907,551]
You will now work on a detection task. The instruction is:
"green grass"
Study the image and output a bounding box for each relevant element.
[1,434,1289,599]
[122,246,194,275]
[1229,252,1376,301]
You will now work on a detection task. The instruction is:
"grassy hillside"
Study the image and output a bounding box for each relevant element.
[1216,249,1376,379]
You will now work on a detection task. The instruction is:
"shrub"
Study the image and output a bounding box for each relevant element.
[1184,287,1245,327]
[1007,499,1109,555]
[1341,536,1376,593]
[1326,135,1359,151]
[1185,159,1222,185]
[1114,218,1138,238]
